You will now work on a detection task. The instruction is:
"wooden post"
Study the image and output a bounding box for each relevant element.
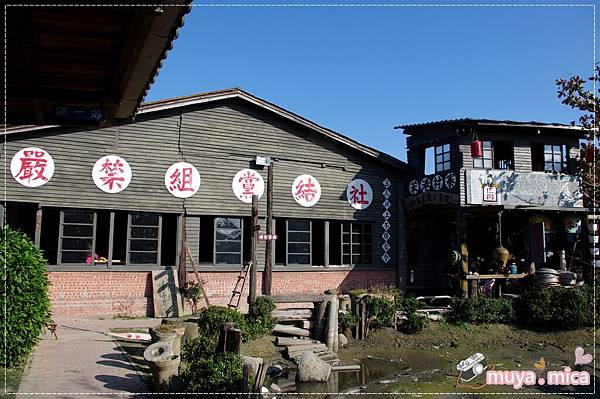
[108,211,115,268]
[457,211,469,298]
[217,322,235,353]
[227,328,242,355]
[249,195,259,305]
[34,206,42,247]
[241,364,251,399]
[325,292,337,351]
[324,221,330,267]
[263,163,274,295]
[313,300,328,341]
[178,215,187,297]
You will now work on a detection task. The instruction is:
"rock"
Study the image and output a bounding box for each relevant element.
[338,333,348,347]
[242,355,263,375]
[270,383,282,393]
[296,351,332,382]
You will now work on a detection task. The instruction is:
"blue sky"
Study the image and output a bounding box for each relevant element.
[147,3,595,161]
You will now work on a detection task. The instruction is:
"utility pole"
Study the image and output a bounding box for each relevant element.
[249,195,259,305]
[263,161,274,295]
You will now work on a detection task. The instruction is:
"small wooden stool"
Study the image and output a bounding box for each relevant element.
[45,320,58,340]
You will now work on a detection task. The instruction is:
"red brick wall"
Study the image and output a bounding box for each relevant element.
[48,269,396,317]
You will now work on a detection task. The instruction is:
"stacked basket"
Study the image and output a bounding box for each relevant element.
[534,268,560,287]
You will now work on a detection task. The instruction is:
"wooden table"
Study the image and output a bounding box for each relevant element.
[465,273,528,298]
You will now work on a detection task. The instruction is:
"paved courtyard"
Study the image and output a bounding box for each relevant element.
[17,316,159,399]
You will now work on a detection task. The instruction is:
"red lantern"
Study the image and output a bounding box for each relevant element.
[471,139,483,158]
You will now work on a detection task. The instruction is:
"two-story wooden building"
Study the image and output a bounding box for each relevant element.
[3,88,407,316]
[396,119,588,294]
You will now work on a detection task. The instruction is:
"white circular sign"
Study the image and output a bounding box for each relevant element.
[92,155,132,193]
[346,179,373,210]
[11,147,55,187]
[232,169,265,203]
[165,162,201,198]
[292,174,321,207]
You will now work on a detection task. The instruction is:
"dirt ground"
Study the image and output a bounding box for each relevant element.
[243,323,598,398]
[339,323,598,398]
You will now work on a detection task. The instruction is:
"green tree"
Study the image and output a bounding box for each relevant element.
[0,226,52,366]
[556,66,599,208]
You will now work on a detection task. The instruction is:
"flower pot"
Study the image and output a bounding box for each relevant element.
[150,328,177,346]
[143,342,180,393]
[338,295,351,313]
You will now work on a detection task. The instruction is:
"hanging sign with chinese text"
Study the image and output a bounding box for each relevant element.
[483,186,497,202]
[11,147,55,187]
[92,155,132,193]
[292,174,321,207]
[346,179,373,210]
[232,169,265,203]
[165,162,201,198]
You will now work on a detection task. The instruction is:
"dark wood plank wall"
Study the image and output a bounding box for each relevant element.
[4,98,405,271]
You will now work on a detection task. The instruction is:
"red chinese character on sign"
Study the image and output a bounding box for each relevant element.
[349,183,369,205]
[239,170,259,195]
[99,158,125,191]
[294,177,318,202]
[169,167,194,192]
[15,150,49,183]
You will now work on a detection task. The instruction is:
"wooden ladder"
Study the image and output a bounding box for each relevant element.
[228,261,252,309]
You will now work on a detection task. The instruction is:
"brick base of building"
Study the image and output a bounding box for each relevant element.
[48,269,397,317]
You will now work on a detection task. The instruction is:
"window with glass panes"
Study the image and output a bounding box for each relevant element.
[127,213,161,265]
[473,140,493,168]
[435,143,451,172]
[544,145,566,173]
[58,209,96,264]
[214,217,243,265]
[287,219,311,265]
[342,223,372,265]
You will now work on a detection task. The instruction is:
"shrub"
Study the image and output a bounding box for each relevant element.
[400,296,420,314]
[446,297,514,325]
[338,312,358,333]
[0,226,52,367]
[195,306,248,340]
[398,296,428,334]
[181,350,246,397]
[515,285,594,329]
[246,296,276,338]
[366,295,396,329]
[401,313,428,334]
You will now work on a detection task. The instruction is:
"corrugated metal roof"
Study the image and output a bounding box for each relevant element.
[395,118,581,131]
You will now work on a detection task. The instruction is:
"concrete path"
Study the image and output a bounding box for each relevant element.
[17,316,160,399]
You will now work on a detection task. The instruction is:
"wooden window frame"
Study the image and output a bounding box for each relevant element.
[286,219,312,266]
[473,140,494,169]
[341,222,373,266]
[213,217,244,266]
[126,212,162,267]
[544,144,566,173]
[57,209,97,266]
[434,143,451,172]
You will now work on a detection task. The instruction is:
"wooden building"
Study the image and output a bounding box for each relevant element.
[397,119,589,294]
[3,88,407,316]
